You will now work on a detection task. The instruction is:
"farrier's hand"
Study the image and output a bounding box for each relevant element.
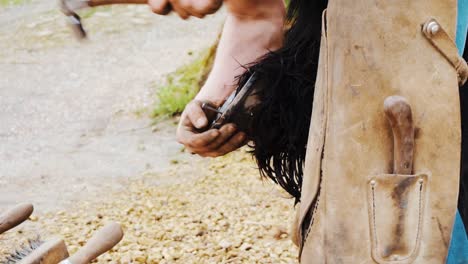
[177,100,247,157]
[148,0,222,19]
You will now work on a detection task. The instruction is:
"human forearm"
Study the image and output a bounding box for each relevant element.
[176,0,285,158]
[195,0,285,105]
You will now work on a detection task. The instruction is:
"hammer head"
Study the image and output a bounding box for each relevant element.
[59,0,88,39]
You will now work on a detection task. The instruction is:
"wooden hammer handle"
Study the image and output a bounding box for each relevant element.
[88,0,147,7]
[384,96,415,175]
[66,222,123,264]
[87,0,172,14]
[0,203,34,235]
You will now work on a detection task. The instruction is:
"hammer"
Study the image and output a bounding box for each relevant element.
[384,95,415,175]
[60,0,171,39]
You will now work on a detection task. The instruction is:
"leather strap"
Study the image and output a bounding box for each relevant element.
[422,18,468,86]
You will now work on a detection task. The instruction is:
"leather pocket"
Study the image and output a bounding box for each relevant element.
[367,173,428,264]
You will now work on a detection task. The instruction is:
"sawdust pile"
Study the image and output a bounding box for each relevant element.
[0,150,298,263]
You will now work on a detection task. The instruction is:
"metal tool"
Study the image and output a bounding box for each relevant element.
[0,203,34,235]
[201,72,259,134]
[59,0,171,39]
[384,95,415,174]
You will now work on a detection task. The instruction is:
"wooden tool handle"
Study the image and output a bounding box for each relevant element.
[384,96,415,175]
[0,203,34,235]
[88,0,147,6]
[67,222,124,264]
[88,0,172,14]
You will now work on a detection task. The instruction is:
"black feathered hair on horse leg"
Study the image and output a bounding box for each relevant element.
[237,0,328,203]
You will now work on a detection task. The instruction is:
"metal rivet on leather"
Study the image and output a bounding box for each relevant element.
[426,21,440,36]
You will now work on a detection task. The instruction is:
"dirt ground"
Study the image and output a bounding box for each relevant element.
[0,1,298,263]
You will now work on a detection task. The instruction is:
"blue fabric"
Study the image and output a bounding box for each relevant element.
[447,1,468,263]
[447,212,468,263]
[456,0,468,55]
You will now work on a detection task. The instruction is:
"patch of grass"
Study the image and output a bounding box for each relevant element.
[152,39,218,118]
[0,0,29,6]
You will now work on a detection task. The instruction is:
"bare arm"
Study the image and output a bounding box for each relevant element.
[148,0,286,157]
[196,0,285,104]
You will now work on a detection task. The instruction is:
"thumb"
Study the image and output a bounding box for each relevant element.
[186,101,209,129]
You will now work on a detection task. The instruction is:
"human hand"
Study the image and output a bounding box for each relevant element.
[177,100,247,157]
[148,0,222,19]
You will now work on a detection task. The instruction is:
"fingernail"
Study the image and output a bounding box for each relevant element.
[228,125,236,133]
[211,131,219,137]
[196,118,206,128]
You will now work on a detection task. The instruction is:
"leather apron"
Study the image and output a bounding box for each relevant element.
[293,0,468,263]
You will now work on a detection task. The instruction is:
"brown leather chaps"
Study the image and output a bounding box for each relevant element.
[293,0,468,263]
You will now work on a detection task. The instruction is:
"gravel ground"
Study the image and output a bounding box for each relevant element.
[0,151,298,263]
[0,1,299,263]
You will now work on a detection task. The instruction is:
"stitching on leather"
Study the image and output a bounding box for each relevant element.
[303,178,322,242]
[414,180,424,251]
[300,149,324,248]
[371,184,378,253]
